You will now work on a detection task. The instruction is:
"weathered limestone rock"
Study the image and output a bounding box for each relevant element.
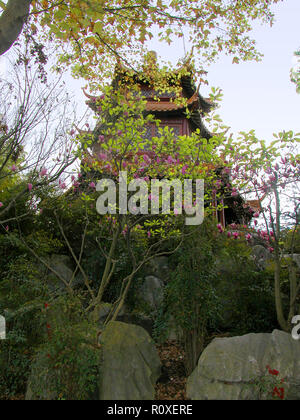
[187,330,300,400]
[137,275,164,313]
[251,245,272,270]
[99,321,161,400]
[44,254,84,292]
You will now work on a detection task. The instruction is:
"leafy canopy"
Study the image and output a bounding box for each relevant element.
[18,0,284,80]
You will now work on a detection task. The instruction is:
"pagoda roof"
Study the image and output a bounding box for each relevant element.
[83,55,214,139]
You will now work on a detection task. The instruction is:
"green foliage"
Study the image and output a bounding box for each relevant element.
[0,255,50,399]
[29,296,101,400]
[214,233,278,335]
[154,221,221,374]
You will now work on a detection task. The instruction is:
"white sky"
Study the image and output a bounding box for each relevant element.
[145,0,300,141]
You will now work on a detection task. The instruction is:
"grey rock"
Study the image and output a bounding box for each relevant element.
[137,276,164,313]
[283,254,300,269]
[45,254,84,292]
[99,321,161,400]
[187,330,300,400]
[146,256,169,280]
[251,245,272,270]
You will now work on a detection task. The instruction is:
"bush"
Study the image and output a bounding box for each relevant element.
[27,296,101,400]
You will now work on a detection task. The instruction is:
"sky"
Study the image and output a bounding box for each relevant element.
[145,0,300,141]
[0,0,299,142]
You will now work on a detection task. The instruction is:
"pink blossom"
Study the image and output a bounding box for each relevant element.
[233,232,239,239]
[98,135,105,142]
[246,234,252,241]
[117,130,123,136]
[0,202,3,207]
[268,247,274,253]
[182,164,188,175]
[10,164,17,172]
[28,183,33,192]
[5,226,9,231]
[39,168,47,177]
[231,190,238,197]
[98,153,107,160]
[253,212,259,218]
[143,154,151,165]
[217,224,224,233]
[147,231,151,238]
[89,182,96,189]
[227,232,232,238]
[166,156,175,165]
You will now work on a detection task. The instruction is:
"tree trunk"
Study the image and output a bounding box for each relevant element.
[0,0,32,56]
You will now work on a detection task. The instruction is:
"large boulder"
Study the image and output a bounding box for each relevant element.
[187,330,300,400]
[99,321,161,400]
[44,254,84,293]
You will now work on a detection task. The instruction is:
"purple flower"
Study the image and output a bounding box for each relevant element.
[166,156,175,165]
[143,154,151,165]
[89,182,96,189]
[10,164,17,172]
[182,164,188,175]
[98,153,107,160]
[39,168,47,177]
[28,183,33,192]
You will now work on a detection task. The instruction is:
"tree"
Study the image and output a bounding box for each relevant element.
[30,69,225,324]
[0,0,284,80]
[0,0,32,56]
[224,130,300,332]
[0,40,78,228]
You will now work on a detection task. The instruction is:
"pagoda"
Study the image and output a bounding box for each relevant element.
[80,53,260,227]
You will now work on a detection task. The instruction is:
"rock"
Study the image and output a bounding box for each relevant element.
[187,330,300,400]
[137,275,164,313]
[45,254,84,292]
[93,302,126,326]
[251,245,271,270]
[283,254,300,269]
[99,321,161,400]
[146,256,169,280]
